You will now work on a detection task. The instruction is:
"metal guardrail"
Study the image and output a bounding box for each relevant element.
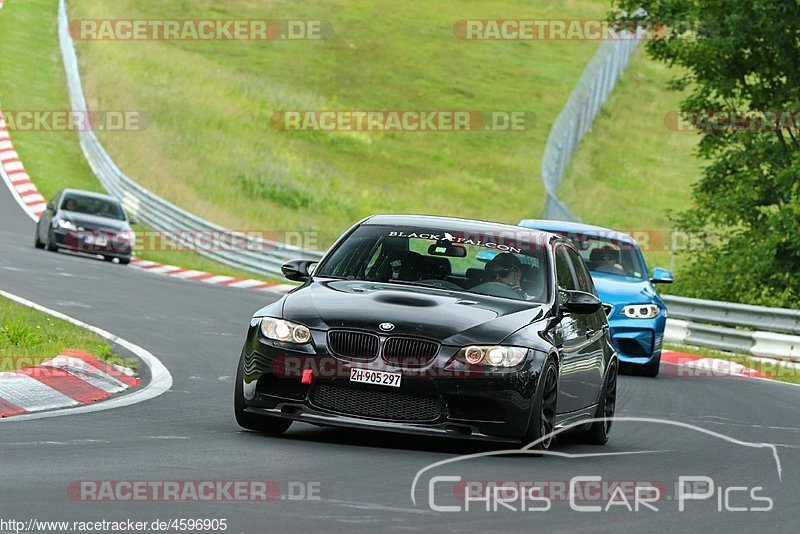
[57,0,324,278]
[541,29,645,221]
[663,296,800,362]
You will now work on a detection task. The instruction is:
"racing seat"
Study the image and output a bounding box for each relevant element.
[388,251,425,281]
[465,268,488,288]
[421,256,452,280]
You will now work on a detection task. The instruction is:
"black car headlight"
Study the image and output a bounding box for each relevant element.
[621,304,660,319]
[259,318,312,344]
[459,345,528,367]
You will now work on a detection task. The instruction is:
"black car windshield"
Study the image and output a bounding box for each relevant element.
[61,194,125,221]
[560,232,646,279]
[316,224,551,302]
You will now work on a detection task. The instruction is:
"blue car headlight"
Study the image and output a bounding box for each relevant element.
[621,304,660,319]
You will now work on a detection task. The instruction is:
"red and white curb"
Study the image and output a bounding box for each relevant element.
[661,350,800,384]
[0,108,295,295]
[0,112,47,220]
[662,351,769,379]
[128,258,296,293]
[0,289,172,422]
[0,349,139,418]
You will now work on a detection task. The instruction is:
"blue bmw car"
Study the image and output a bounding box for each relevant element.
[518,220,673,376]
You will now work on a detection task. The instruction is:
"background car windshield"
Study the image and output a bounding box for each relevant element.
[565,233,646,279]
[316,225,550,302]
[61,194,125,221]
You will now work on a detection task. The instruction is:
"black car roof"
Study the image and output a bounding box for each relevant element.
[361,214,561,244]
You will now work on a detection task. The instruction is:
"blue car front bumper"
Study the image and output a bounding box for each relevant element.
[607,315,665,365]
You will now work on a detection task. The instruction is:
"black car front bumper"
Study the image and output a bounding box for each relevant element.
[240,328,548,442]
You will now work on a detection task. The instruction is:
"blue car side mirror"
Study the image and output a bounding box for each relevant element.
[650,267,674,284]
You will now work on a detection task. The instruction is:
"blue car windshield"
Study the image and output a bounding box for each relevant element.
[560,233,646,279]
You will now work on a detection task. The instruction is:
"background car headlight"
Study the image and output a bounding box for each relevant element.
[458,345,528,367]
[58,219,76,231]
[621,304,660,319]
[259,317,312,344]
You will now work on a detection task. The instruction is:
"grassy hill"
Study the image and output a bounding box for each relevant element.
[558,51,701,270]
[66,0,608,247]
[0,0,700,277]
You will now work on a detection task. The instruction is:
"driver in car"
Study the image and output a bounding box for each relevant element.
[592,246,625,274]
[485,253,528,299]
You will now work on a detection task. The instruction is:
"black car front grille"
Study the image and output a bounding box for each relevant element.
[382,337,439,367]
[309,383,442,422]
[327,331,379,360]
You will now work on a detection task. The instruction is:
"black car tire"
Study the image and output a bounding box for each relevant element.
[234,354,292,435]
[119,256,131,265]
[45,229,58,252]
[642,354,661,377]
[577,361,618,445]
[521,355,559,451]
[103,256,115,262]
[34,225,45,249]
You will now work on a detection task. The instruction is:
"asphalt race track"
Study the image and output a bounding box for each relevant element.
[1,183,798,533]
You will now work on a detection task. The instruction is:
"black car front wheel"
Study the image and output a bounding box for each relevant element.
[522,355,558,451]
[577,361,617,445]
[234,354,292,435]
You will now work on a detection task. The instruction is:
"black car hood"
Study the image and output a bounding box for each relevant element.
[60,210,129,232]
[279,280,547,345]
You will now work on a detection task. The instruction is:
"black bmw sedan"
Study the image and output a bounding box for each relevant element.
[35,188,135,264]
[235,215,618,450]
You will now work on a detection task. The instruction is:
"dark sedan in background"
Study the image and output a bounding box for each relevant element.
[235,215,619,450]
[35,188,135,264]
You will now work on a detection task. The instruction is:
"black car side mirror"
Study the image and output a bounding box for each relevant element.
[559,289,602,314]
[47,203,54,211]
[128,217,138,225]
[281,259,318,282]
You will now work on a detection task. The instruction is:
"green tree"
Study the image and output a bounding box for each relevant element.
[613,0,800,308]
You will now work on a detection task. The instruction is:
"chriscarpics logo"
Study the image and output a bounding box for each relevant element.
[410,418,782,515]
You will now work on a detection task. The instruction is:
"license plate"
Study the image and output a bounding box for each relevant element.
[85,234,108,246]
[349,368,401,388]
